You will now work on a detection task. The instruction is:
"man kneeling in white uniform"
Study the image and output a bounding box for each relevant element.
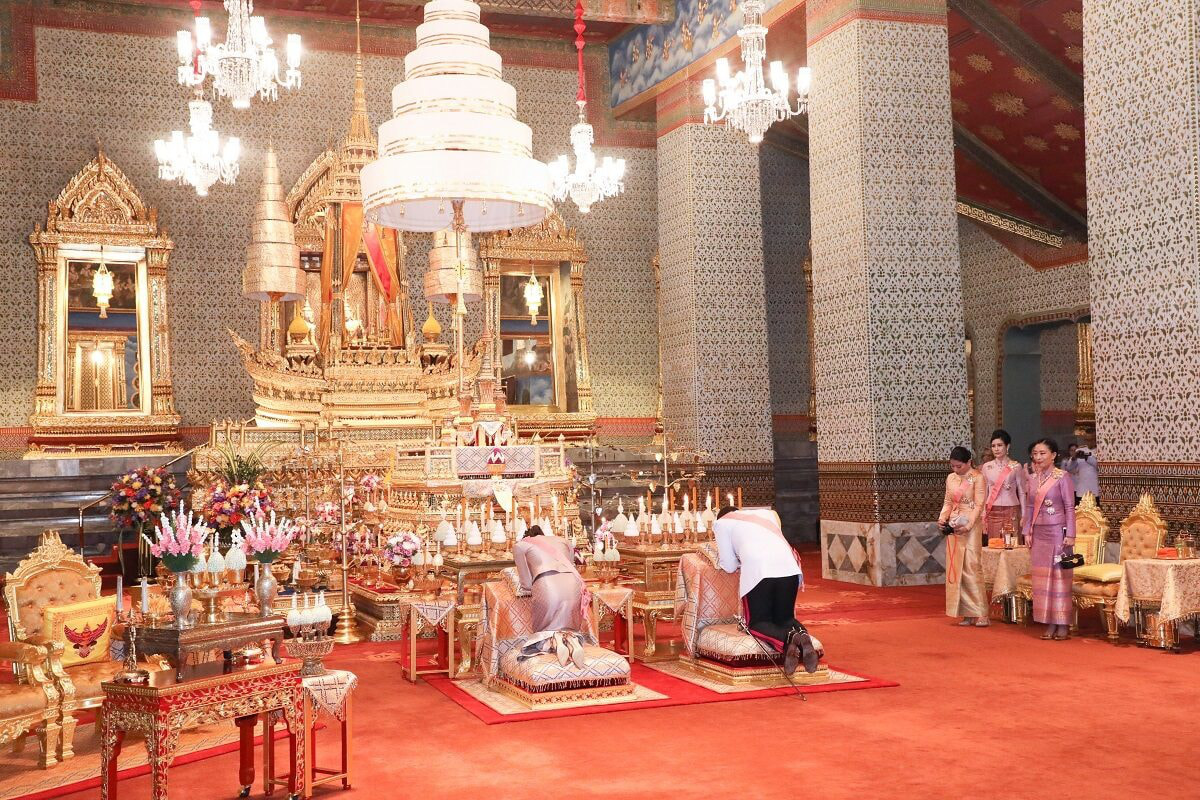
[713,506,820,676]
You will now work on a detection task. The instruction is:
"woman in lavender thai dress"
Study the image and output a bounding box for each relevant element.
[1021,438,1077,640]
[512,525,588,667]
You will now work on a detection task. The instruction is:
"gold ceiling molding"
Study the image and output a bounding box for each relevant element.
[955,200,1064,248]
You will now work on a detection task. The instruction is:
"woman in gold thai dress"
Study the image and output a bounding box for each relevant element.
[512,525,588,667]
[937,446,989,626]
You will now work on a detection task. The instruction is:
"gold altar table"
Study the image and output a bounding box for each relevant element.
[136,613,287,680]
[349,579,418,641]
[980,546,1031,623]
[454,602,482,678]
[620,544,695,661]
[100,660,304,800]
[438,554,516,603]
[1115,558,1200,650]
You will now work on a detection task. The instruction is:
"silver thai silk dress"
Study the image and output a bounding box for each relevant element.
[512,536,587,662]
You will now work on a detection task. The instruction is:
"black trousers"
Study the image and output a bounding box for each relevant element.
[742,575,806,653]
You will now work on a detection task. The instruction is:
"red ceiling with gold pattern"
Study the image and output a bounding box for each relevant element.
[947,5,1086,219]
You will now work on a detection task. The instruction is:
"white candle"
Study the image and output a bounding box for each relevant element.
[115,576,123,613]
[292,558,301,582]
[727,493,735,508]
[139,578,149,614]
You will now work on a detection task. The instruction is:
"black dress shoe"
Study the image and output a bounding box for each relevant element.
[796,630,819,674]
[783,632,801,677]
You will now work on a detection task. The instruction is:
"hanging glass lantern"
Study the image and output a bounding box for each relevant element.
[523,269,543,324]
[92,248,114,319]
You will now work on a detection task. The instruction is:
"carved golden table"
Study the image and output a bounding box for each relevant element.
[454,602,482,678]
[620,544,694,662]
[100,660,304,800]
[438,554,516,603]
[136,613,286,680]
[348,579,417,641]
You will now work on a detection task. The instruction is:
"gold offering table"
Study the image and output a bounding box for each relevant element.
[100,660,304,800]
[136,614,286,680]
[1115,557,1200,650]
[980,546,1031,623]
[438,554,516,604]
[620,543,697,661]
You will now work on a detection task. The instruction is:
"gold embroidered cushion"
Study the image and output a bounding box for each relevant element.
[499,645,630,692]
[696,623,772,663]
[42,596,116,668]
[1073,563,1122,583]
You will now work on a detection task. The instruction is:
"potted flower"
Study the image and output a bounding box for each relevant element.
[240,511,299,616]
[109,466,182,575]
[198,479,274,548]
[384,531,421,586]
[142,510,209,628]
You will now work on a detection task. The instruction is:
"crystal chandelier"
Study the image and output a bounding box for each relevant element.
[154,95,241,196]
[547,0,625,213]
[701,0,811,145]
[176,0,301,110]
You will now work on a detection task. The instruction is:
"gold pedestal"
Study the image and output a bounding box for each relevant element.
[333,602,362,644]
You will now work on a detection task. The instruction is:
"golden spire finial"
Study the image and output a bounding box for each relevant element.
[325,0,376,204]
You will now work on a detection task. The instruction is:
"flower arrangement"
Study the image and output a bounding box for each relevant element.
[359,474,381,493]
[240,510,298,564]
[109,467,182,529]
[144,510,210,573]
[200,479,273,535]
[384,531,421,568]
[314,501,340,526]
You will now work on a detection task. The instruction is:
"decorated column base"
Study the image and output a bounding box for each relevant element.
[817,461,948,587]
[820,521,945,587]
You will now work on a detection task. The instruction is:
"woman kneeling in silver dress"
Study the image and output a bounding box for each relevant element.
[512,526,588,668]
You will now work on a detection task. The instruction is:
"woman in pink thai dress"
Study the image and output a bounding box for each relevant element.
[1021,438,1077,640]
[937,446,988,626]
[512,525,588,667]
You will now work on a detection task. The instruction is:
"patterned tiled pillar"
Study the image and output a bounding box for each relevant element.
[656,80,775,505]
[807,0,971,585]
[1084,1,1200,534]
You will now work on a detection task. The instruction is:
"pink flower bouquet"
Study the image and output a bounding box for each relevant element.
[145,510,210,573]
[240,510,298,564]
[384,531,421,568]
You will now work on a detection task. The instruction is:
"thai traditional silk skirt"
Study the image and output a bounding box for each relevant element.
[530,570,584,634]
[1030,523,1073,625]
[985,505,1021,539]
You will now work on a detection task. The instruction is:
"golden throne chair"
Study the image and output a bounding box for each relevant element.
[0,639,61,768]
[675,551,827,686]
[3,530,158,763]
[1016,492,1107,623]
[477,572,632,709]
[1070,493,1166,643]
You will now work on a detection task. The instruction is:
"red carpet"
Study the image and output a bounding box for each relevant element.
[32,552,1200,800]
[425,662,899,724]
